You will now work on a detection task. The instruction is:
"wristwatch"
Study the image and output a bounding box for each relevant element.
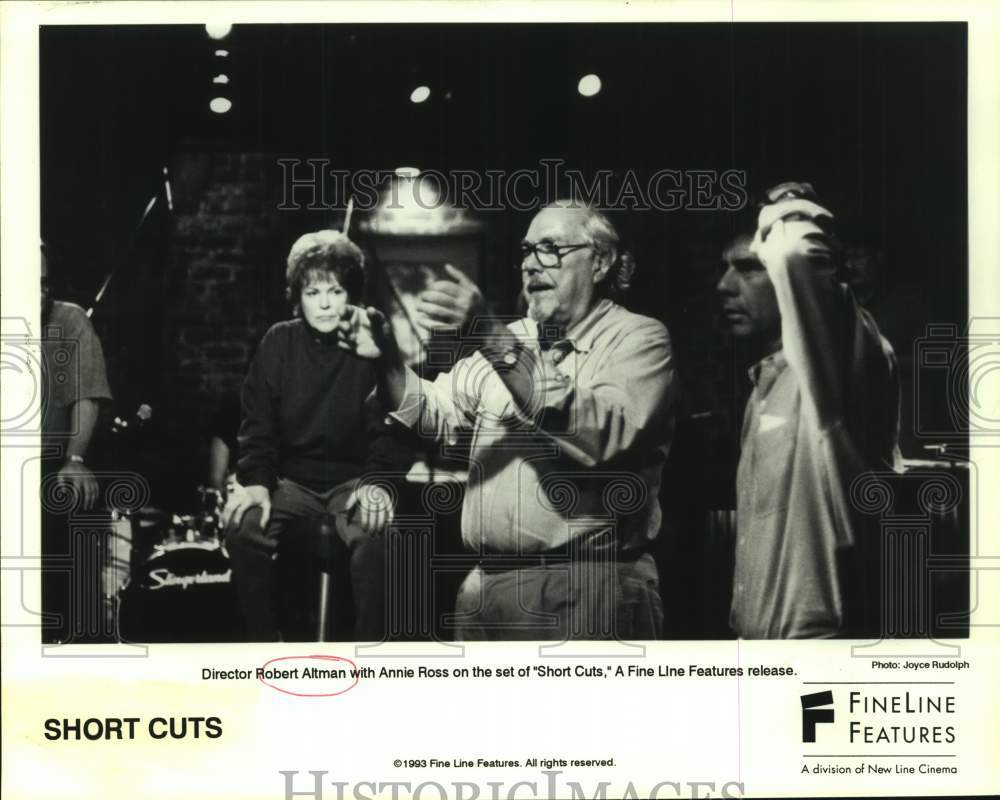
[483,342,523,372]
[67,454,85,464]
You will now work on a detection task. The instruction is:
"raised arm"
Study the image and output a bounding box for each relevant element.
[751,196,901,541]
[751,197,851,431]
[337,304,481,444]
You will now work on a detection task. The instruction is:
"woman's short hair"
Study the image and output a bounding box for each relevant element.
[285,230,365,307]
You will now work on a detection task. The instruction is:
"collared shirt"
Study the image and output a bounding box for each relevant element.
[390,299,676,554]
[730,252,901,639]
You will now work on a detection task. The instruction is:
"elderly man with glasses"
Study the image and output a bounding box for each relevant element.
[335,201,676,641]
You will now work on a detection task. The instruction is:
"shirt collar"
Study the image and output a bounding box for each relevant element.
[521,298,616,354]
[747,348,787,389]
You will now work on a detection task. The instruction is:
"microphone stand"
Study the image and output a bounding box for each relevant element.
[87,166,174,319]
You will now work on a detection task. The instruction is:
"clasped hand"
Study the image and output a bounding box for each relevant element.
[750,197,835,274]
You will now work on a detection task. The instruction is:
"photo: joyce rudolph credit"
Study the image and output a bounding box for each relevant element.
[1,2,998,799]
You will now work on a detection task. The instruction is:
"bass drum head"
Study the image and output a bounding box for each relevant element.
[118,541,245,642]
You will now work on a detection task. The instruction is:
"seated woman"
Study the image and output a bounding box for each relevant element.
[223,231,408,641]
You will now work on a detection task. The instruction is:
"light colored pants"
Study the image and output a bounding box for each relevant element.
[452,553,663,641]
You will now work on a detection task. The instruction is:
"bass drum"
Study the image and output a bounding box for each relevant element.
[118,538,245,642]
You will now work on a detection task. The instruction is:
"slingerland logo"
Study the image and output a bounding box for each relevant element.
[800,687,957,745]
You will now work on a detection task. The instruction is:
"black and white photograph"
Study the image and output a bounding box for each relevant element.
[3,3,998,799]
[31,18,972,645]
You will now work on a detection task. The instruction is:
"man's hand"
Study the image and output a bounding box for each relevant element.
[417,263,484,331]
[56,460,99,511]
[346,483,395,535]
[751,197,835,276]
[222,483,271,529]
[336,305,395,360]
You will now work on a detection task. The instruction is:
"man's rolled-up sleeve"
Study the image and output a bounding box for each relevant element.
[534,321,676,467]
[387,359,481,444]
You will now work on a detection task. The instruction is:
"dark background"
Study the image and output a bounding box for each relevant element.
[39,23,969,637]
[39,22,968,446]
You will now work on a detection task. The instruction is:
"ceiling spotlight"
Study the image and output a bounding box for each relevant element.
[206,23,232,40]
[214,49,229,58]
[577,73,602,97]
[212,74,230,84]
[410,85,431,104]
[209,97,233,114]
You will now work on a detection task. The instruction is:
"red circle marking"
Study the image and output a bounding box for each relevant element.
[258,654,360,697]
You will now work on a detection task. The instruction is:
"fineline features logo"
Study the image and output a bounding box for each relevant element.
[848,691,956,744]
[799,687,959,747]
[801,691,835,742]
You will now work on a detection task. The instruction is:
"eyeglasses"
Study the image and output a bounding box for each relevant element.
[517,241,592,270]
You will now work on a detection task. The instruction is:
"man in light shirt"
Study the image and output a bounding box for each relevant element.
[336,202,676,640]
[717,183,901,638]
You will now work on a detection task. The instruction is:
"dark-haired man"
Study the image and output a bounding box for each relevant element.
[717,184,901,638]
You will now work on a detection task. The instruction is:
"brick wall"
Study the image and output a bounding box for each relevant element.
[164,152,289,410]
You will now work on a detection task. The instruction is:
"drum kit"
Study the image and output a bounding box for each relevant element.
[110,485,244,642]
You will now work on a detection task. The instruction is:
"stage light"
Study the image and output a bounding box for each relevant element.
[577,73,602,97]
[394,166,421,179]
[410,85,431,104]
[206,23,232,40]
[210,97,233,114]
[212,74,230,84]
[214,49,229,58]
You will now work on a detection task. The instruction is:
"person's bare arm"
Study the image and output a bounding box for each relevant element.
[207,437,230,493]
[56,398,101,510]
